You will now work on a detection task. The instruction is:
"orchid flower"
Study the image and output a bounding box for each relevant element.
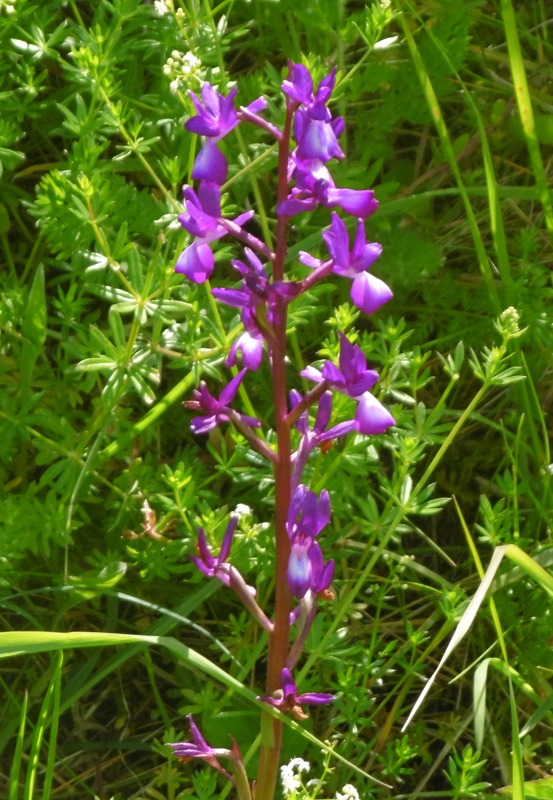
[259,668,333,720]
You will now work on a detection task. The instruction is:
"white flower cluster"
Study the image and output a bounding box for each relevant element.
[153,1,185,20]
[163,50,202,93]
[281,758,311,797]
[335,785,360,800]
[153,0,171,14]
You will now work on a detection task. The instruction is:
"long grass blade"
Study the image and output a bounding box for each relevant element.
[0,630,387,787]
[8,691,28,800]
[40,652,63,800]
[500,0,553,232]
[24,653,63,800]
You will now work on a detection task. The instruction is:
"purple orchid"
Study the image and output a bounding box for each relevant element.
[191,141,228,186]
[301,331,379,398]
[287,484,331,540]
[301,334,395,436]
[186,83,267,142]
[191,517,238,586]
[286,484,333,599]
[281,63,336,122]
[300,212,391,314]
[168,714,241,782]
[278,158,379,219]
[226,309,264,371]
[355,390,396,434]
[289,390,358,491]
[191,514,274,632]
[212,248,300,311]
[294,110,344,162]
[173,62,398,794]
[184,369,260,434]
[176,183,254,283]
[259,667,333,720]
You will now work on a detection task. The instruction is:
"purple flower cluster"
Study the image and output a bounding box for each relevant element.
[170,62,397,793]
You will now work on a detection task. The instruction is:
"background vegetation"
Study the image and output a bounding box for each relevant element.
[1,0,552,798]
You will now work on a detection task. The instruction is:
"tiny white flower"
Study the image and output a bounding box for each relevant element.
[374,35,399,50]
[280,764,301,795]
[336,784,360,800]
[153,0,170,16]
[289,757,311,774]
[183,52,200,68]
[232,504,252,519]
[169,79,180,94]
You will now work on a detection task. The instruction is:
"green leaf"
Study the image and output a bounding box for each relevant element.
[499,776,553,799]
[20,264,46,394]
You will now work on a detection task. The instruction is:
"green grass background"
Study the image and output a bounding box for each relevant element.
[1,0,552,798]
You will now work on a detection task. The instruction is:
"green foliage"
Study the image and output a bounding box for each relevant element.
[1,0,552,798]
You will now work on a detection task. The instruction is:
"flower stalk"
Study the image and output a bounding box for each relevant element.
[168,62,395,800]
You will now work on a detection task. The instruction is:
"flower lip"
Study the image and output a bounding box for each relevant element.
[184,370,261,434]
[167,714,241,782]
[259,668,333,720]
[185,82,267,142]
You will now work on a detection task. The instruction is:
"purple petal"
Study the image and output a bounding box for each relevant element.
[321,186,379,218]
[298,251,323,269]
[211,287,252,308]
[175,241,215,283]
[226,331,263,370]
[300,365,324,384]
[282,63,313,104]
[315,490,330,534]
[192,143,228,186]
[201,82,220,115]
[348,371,380,396]
[323,212,349,264]
[318,419,357,441]
[288,485,307,529]
[219,368,247,405]
[190,414,219,434]
[196,526,215,567]
[233,210,255,228]
[277,196,318,216]
[321,361,345,387]
[316,558,335,592]
[288,545,312,599]
[188,714,211,752]
[237,413,261,428]
[355,392,395,434]
[297,119,344,162]
[295,691,334,705]
[191,556,215,578]
[218,517,236,562]
[244,96,267,114]
[308,541,324,582]
[280,668,298,700]
[314,391,332,432]
[350,272,393,315]
[197,182,222,219]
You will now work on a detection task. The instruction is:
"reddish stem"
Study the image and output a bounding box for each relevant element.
[255,102,295,800]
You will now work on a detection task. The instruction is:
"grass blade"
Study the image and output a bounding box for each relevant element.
[40,652,63,800]
[8,691,28,800]
[500,0,553,232]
